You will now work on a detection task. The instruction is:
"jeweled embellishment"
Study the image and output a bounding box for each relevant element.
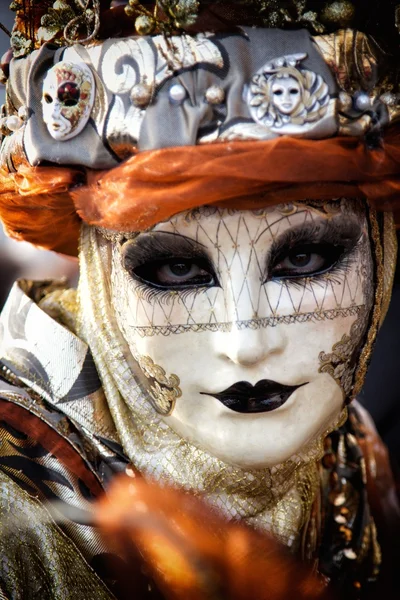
[247,53,331,134]
[205,85,225,105]
[130,82,153,108]
[42,61,95,141]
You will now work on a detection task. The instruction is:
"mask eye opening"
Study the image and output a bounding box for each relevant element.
[57,82,80,107]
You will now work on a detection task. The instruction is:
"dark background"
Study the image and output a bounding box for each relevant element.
[360,256,400,462]
[0,5,399,461]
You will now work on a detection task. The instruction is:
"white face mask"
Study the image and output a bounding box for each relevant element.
[271,76,302,115]
[109,200,373,469]
[42,61,95,141]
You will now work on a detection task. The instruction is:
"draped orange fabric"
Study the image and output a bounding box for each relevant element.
[73,125,400,231]
[0,166,82,255]
[1,126,400,255]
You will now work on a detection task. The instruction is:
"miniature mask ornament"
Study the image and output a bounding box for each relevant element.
[271,76,302,115]
[41,61,95,141]
[109,199,373,470]
[247,54,332,134]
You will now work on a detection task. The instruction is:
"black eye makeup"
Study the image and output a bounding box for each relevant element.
[266,217,363,282]
[271,243,348,279]
[120,213,364,295]
[121,232,219,289]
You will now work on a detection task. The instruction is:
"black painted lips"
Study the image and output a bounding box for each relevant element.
[201,380,305,414]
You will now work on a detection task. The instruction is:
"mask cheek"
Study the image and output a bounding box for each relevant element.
[61,106,79,131]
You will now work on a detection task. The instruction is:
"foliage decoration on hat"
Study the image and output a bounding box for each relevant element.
[2,2,400,57]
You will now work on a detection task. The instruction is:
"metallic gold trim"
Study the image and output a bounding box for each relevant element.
[380,211,397,325]
[318,307,367,397]
[135,354,182,416]
[352,208,384,398]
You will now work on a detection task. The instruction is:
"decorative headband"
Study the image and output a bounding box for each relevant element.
[0,26,396,170]
[0,1,399,255]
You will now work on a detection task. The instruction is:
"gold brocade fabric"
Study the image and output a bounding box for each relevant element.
[0,468,113,599]
[78,225,347,547]
[381,212,398,325]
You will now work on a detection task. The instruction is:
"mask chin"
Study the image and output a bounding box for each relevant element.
[160,375,346,470]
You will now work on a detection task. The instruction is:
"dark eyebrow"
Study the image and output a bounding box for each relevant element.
[267,215,363,267]
[121,231,209,271]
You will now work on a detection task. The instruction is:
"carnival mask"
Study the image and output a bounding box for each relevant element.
[41,61,95,141]
[271,75,302,115]
[109,200,374,469]
[248,54,331,133]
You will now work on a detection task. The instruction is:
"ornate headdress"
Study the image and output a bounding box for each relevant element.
[0,1,400,254]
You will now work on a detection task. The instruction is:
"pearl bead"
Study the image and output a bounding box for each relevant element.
[205,85,225,105]
[354,92,371,112]
[130,83,152,108]
[135,15,155,36]
[6,115,23,131]
[169,83,186,105]
[18,105,29,120]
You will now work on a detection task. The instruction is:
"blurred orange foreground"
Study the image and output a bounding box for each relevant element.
[95,476,333,600]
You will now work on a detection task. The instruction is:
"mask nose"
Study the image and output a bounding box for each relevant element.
[214,324,287,367]
[51,101,62,118]
[283,88,291,103]
[214,265,287,367]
